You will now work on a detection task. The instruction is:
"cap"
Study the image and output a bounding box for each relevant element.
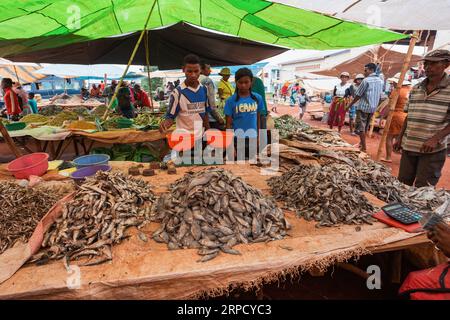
[355,73,365,80]
[421,49,450,62]
[387,73,411,85]
[219,67,231,76]
[340,71,350,78]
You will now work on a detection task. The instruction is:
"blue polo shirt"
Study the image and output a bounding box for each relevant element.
[224,92,264,138]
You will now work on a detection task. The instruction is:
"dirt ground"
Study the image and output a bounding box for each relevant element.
[269,102,450,190]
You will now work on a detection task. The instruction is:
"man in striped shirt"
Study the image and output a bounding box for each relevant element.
[347,63,384,151]
[394,50,450,187]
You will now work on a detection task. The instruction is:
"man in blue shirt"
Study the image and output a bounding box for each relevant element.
[347,63,383,151]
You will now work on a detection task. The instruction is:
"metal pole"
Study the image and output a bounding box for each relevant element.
[376,31,420,161]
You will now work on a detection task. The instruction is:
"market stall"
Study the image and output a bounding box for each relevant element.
[0,161,434,300]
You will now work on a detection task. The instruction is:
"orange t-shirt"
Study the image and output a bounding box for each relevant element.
[393,86,411,112]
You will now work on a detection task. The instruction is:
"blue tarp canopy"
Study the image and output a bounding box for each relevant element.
[36,64,143,80]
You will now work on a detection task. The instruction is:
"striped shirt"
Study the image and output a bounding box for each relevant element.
[402,74,450,153]
[355,73,383,113]
[165,82,211,137]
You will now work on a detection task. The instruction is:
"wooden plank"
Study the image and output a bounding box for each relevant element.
[369,234,429,253]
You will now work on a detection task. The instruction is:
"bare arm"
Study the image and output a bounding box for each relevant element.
[393,117,408,151]
[347,95,361,108]
[209,107,224,124]
[421,122,450,153]
[226,115,233,130]
[203,113,210,130]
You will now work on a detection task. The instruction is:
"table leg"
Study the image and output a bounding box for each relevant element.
[49,141,56,160]
[35,139,42,152]
[43,141,49,153]
[73,138,80,156]
[56,138,73,159]
[54,140,65,160]
[86,139,95,154]
[80,138,88,154]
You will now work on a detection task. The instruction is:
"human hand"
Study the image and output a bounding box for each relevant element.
[393,138,403,152]
[159,119,173,133]
[427,222,450,258]
[420,136,439,153]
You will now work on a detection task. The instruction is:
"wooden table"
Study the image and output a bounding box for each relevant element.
[0,162,433,300]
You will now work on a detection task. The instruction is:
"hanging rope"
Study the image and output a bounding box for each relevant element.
[102,0,157,120]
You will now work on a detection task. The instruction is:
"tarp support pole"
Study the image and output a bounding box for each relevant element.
[376,31,420,161]
[144,29,154,110]
[102,0,157,120]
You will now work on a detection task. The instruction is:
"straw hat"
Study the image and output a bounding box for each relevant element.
[340,71,350,78]
[219,67,231,76]
[388,73,411,85]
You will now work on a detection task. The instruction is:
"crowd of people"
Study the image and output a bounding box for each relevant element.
[0,76,154,121]
[1,78,38,121]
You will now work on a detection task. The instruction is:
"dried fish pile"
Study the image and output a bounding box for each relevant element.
[268,165,376,227]
[151,168,290,262]
[288,130,351,147]
[0,182,61,254]
[33,171,156,266]
[274,114,311,138]
[317,151,450,212]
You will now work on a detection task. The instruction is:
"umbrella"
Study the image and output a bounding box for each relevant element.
[0,0,406,65]
[0,58,46,83]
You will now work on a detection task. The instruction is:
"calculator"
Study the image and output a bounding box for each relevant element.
[381,203,423,225]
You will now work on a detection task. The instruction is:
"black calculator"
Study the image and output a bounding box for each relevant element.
[381,202,423,225]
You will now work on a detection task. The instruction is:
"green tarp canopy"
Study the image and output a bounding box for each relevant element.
[0,0,407,65]
[2,23,288,68]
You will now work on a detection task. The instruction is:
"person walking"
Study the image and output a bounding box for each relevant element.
[328,72,351,132]
[347,64,384,152]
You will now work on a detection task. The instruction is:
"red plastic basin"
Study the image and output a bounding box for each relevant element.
[204,129,234,149]
[7,153,49,179]
[166,131,195,152]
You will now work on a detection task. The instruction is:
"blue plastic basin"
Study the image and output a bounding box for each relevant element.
[73,154,110,169]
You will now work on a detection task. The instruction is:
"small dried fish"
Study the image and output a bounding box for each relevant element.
[151,168,289,262]
[268,164,376,227]
[0,182,67,254]
[33,171,156,265]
